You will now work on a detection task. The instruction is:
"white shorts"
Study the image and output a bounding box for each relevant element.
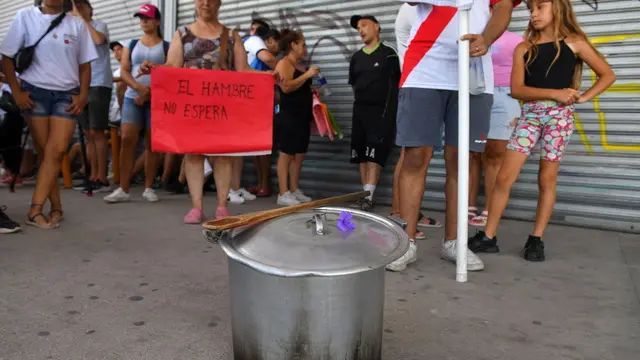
[488,86,521,141]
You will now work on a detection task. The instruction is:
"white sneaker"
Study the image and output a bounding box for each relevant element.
[104,187,130,203]
[277,191,301,206]
[292,189,312,203]
[238,188,256,201]
[142,188,159,202]
[441,239,484,271]
[386,242,417,272]
[228,189,246,204]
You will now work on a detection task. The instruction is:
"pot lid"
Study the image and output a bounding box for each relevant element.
[219,207,410,277]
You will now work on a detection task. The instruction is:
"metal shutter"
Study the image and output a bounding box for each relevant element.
[0,1,35,40]
[173,0,640,233]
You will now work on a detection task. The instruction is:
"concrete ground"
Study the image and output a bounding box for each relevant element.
[1,186,639,360]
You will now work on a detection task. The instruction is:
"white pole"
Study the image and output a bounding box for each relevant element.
[456,7,471,283]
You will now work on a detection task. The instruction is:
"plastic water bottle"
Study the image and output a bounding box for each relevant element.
[315,72,332,97]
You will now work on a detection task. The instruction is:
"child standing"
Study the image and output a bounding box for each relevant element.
[468,0,615,261]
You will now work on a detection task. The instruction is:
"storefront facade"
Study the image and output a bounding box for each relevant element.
[1,0,638,233]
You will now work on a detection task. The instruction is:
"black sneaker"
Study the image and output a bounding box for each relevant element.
[523,235,545,262]
[349,198,374,212]
[468,231,500,253]
[0,206,21,234]
[74,180,93,191]
[92,180,111,194]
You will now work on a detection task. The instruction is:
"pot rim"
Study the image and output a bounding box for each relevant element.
[219,206,410,277]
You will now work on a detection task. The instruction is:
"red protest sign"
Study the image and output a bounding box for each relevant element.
[150,67,274,155]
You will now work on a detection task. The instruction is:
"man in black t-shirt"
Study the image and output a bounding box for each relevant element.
[348,15,401,211]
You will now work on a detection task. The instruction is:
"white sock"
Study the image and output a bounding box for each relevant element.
[363,184,376,201]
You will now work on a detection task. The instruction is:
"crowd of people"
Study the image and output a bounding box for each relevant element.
[0,0,615,273]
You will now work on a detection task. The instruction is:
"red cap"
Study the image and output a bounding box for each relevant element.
[134,3,161,19]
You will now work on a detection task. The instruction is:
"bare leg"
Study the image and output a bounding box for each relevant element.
[289,153,305,193]
[178,156,186,183]
[185,154,205,210]
[391,149,405,214]
[230,157,243,191]
[143,130,158,189]
[443,145,459,241]
[213,156,233,208]
[131,152,144,180]
[277,152,293,195]
[399,147,433,239]
[28,116,76,227]
[258,155,271,191]
[532,160,560,237]
[469,151,483,210]
[484,150,529,238]
[92,129,108,183]
[359,163,367,187]
[161,154,177,183]
[482,140,508,213]
[118,123,142,193]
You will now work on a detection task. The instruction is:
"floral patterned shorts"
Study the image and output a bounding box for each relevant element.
[507,100,575,162]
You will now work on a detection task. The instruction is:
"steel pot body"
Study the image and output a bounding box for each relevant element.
[214,207,409,360]
[228,259,385,360]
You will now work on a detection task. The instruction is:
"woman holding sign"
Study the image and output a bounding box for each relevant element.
[139,0,278,222]
[273,30,316,206]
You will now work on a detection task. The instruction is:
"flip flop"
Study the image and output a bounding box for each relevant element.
[470,210,488,227]
[417,212,442,229]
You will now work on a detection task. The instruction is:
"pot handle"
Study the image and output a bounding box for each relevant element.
[313,213,327,236]
[202,229,225,244]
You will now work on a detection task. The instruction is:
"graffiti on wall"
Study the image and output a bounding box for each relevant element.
[581,0,640,11]
[247,5,639,153]
[248,7,357,64]
[574,33,640,153]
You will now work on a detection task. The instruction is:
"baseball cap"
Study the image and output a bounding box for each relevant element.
[109,41,123,51]
[134,3,161,19]
[350,15,379,30]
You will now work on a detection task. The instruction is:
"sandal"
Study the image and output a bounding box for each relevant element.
[25,204,58,229]
[470,210,488,227]
[49,209,65,226]
[468,206,479,220]
[417,212,442,229]
[389,213,427,240]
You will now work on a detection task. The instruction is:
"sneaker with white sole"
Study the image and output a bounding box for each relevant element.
[228,189,246,204]
[386,241,417,272]
[277,191,301,206]
[238,188,256,201]
[440,239,484,271]
[104,187,130,203]
[292,189,312,203]
[142,188,159,202]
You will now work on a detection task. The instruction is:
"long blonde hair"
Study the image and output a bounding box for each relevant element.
[523,0,601,90]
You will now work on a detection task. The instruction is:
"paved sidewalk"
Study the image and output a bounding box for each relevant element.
[1,188,639,360]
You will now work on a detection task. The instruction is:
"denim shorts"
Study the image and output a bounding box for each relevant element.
[21,81,80,121]
[122,97,151,129]
[488,86,521,141]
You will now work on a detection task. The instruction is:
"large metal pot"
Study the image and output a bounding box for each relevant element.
[206,207,409,360]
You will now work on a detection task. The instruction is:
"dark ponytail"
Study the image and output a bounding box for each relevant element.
[278,29,303,54]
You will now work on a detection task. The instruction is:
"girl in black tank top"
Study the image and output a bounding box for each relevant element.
[273,30,318,206]
[472,0,616,262]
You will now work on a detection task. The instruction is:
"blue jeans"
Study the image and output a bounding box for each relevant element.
[121,97,151,129]
[21,81,79,121]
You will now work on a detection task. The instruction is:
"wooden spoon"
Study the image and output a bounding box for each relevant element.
[202,191,370,231]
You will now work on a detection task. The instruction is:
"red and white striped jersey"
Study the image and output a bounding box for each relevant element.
[400,0,521,94]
